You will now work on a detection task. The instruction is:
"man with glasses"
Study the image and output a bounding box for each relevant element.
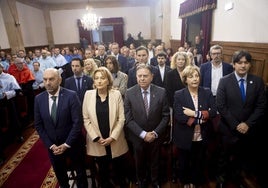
[200,44,233,97]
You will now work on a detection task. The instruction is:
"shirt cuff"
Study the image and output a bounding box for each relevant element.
[64,143,71,148]
[152,131,158,138]
[140,131,147,139]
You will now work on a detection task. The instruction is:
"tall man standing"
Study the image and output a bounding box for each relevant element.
[124,64,169,188]
[34,68,88,188]
[216,50,266,187]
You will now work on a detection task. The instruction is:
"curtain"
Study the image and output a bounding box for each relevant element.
[179,0,216,62]
[201,10,213,61]
[179,0,217,18]
[180,18,187,47]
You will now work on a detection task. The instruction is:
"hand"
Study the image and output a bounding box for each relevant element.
[236,122,249,134]
[144,132,156,143]
[52,144,68,155]
[98,137,114,146]
[182,107,195,117]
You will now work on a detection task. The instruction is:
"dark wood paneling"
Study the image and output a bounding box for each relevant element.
[211,41,268,84]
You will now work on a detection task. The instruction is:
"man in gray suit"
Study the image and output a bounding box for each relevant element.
[124,64,169,188]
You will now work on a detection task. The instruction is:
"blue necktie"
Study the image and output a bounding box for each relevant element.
[239,79,246,102]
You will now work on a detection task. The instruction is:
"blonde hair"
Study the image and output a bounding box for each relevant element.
[170,51,189,69]
[84,58,98,77]
[181,66,200,85]
[93,67,113,90]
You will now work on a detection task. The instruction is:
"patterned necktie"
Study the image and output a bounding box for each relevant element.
[239,78,246,102]
[143,90,149,116]
[76,77,81,92]
[51,96,57,124]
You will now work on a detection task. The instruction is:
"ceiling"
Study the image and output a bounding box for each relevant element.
[36,0,140,4]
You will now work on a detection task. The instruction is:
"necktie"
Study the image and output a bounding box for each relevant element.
[76,77,81,92]
[239,78,246,102]
[143,90,149,116]
[51,96,57,124]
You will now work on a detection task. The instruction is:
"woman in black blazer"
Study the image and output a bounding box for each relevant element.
[173,66,217,188]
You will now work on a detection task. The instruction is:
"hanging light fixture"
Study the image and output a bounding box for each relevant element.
[81,0,101,30]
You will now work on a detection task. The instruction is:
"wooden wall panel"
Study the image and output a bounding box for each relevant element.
[170,39,181,53]
[211,41,268,84]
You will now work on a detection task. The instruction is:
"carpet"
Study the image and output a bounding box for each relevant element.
[0,131,58,188]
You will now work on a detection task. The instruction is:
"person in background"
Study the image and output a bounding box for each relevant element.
[64,57,94,150]
[173,66,217,188]
[127,46,162,88]
[32,61,45,96]
[8,58,35,123]
[200,45,233,97]
[83,67,129,188]
[95,44,107,67]
[155,51,171,89]
[64,58,93,103]
[84,47,101,67]
[34,68,88,188]
[124,64,169,188]
[83,58,98,78]
[216,50,266,188]
[105,55,128,98]
[166,51,189,107]
[0,62,23,143]
[125,33,135,48]
[194,35,203,66]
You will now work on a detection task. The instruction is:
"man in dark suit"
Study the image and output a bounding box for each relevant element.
[124,64,170,188]
[34,68,88,188]
[127,46,162,88]
[154,52,171,89]
[200,44,233,96]
[64,58,93,102]
[95,44,107,67]
[216,50,266,187]
[111,42,129,73]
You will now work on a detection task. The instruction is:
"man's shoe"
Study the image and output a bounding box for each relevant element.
[152,184,161,188]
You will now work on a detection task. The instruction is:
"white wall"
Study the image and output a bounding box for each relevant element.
[170,0,184,40]
[50,6,152,45]
[17,2,48,47]
[212,0,268,43]
[0,9,10,49]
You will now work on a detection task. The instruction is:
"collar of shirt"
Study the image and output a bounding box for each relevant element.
[234,72,247,82]
[140,85,151,95]
[48,87,60,98]
[211,61,222,69]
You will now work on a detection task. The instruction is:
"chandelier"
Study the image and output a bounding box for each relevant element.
[81,0,100,30]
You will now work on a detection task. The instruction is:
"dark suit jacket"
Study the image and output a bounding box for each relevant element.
[124,84,170,146]
[117,54,128,74]
[64,75,93,102]
[95,55,107,66]
[127,65,162,88]
[166,69,185,107]
[173,87,217,150]
[155,65,172,89]
[34,88,83,148]
[200,61,233,90]
[216,73,266,142]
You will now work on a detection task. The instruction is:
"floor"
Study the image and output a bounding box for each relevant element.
[0,124,263,188]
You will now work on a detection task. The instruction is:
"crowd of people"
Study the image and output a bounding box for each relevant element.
[0,38,267,188]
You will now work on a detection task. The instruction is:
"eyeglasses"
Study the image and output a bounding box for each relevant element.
[211,52,222,56]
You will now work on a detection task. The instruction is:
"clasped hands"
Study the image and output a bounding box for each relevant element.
[97,137,114,146]
[144,132,156,143]
[236,122,249,134]
[51,144,68,155]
